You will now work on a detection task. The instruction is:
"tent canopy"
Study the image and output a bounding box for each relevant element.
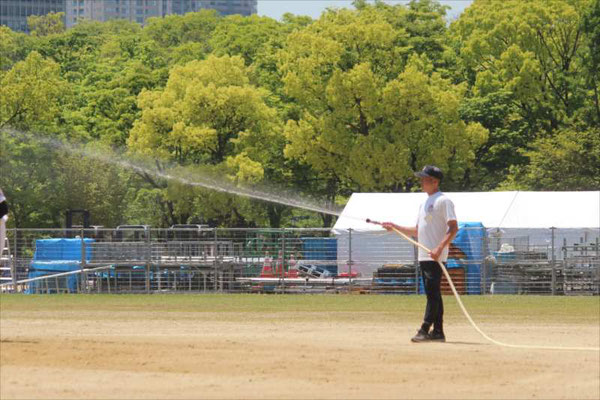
[333,191,600,232]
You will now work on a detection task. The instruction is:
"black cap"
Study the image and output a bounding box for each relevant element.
[414,165,443,181]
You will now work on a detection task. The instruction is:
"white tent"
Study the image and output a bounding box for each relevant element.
[333,191,600,232]
[332,191,600,277]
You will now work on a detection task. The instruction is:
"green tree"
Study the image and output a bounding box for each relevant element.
[284,57,487,192]
[3,2,597,230]
[458,92,527,189]
[278,6,407,225]
[0,51,69,228]
[353,0,452,70]
[0,27,35,71]
[451,0,588,121]
[210,15,286,65]
[45,20,167,145]
[128,55,286,226]
[143,10,220,49]
[580,0,600,124]
[209,14,294,116]
[449,0,594,188]
[52,143,133,227]
[66,56,160,145]
[280,7,487,211]
[37,21,111,81]
[0,52,68,130]
[501,128,600,190]
[27,12,65,37]
[0,137,136,228]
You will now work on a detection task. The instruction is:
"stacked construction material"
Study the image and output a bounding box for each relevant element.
[372,264,417,294]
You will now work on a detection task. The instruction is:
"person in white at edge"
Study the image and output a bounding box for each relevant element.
[0,188,8,258]
[381,166,458,343]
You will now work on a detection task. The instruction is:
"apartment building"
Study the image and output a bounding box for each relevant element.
[0,0,65,32]
[65,0,257,28]
[1,0,258,32]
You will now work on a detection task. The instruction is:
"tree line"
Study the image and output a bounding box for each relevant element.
[1,0,598,229]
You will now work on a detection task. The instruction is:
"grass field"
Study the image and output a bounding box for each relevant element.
[1,294,599,399]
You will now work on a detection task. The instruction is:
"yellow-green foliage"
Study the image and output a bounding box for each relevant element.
[0,0,598,228]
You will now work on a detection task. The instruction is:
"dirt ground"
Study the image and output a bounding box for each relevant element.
[1,299,599,399]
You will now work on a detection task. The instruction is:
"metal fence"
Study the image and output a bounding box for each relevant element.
[1,227,598,295]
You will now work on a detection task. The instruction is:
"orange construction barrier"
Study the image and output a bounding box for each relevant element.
[260,253,274,277]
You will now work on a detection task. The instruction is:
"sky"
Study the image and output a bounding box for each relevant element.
[257,0,474,21]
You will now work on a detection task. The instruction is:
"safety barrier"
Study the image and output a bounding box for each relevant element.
[0,227,597,295]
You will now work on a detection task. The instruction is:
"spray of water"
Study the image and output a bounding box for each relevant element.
[1,128,344,218]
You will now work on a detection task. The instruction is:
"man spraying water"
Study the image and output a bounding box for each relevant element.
[380,166,458,342]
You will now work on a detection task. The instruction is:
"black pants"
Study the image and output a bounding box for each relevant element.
[420,261,444,332]
[0,201,7,219]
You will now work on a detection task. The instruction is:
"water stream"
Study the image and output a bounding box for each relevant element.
[1,129,345,218]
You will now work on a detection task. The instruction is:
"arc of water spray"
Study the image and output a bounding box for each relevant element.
[1,129,343,217]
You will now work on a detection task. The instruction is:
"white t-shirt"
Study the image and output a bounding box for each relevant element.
[416,191,457,262]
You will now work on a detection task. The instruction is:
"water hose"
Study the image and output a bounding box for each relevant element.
[366,219,600,352]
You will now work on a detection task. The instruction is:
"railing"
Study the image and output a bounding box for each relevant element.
[0,227,598,295]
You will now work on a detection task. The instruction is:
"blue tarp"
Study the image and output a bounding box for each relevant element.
[450,222,487,294]
[33,238,94,262]
[419,222,488,295]
[301,238,337,261]
[27,262,80,293]
[27,239,95,293]
[301,237,338,275]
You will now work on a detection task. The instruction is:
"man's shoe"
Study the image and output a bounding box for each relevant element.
[411,329,430,342]
[429,331,446,342]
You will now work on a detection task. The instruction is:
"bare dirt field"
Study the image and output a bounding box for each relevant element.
[1,294,599,399]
